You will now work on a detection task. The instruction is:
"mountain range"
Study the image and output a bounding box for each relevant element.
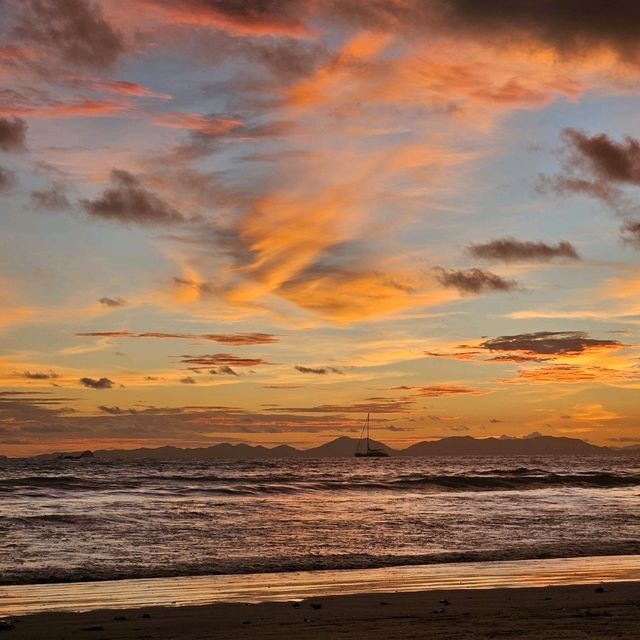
[8,434,639,460]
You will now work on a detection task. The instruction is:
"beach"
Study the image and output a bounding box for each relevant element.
[3,582,639,639]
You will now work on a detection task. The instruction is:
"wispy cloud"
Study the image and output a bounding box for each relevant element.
[76,331,278,345]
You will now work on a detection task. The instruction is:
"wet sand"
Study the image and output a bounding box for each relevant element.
[2,582,639,639]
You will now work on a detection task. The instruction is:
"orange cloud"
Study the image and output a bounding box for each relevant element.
[0,97,130,119]
[415,384,488,398]
[569,403,622,423]
[65,75,172,100]
[152,112,243,135]
[276,268,455,322]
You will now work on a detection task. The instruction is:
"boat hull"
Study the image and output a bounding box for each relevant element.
[354,450,389,458]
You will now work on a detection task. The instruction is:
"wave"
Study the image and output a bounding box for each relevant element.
[1,472,638,496]
[3,544,640,586]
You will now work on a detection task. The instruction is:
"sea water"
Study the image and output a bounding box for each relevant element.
[1,455,639,584]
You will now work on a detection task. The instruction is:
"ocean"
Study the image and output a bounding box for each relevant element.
[1,455,639,585]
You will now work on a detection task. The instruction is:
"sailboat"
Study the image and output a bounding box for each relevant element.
[354,413,389,458]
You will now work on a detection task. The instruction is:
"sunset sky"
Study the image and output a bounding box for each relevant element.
[2,0,640,455]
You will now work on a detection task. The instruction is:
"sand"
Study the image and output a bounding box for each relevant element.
[1,581,639,639]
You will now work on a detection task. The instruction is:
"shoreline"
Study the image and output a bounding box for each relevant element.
[2,554,639,617]
[4,543,640,587]
[2,581,639,639]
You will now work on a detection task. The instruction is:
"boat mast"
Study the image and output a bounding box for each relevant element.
[366,413,370,452]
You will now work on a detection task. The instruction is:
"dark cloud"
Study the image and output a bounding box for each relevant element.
[180,376,196,384]
[79,376,114,389]
[326,1,640,63]
[434,267,518,294]
[76,330,277,344]
[489,418,501,423]
[79,170,185,226]
[468,238,580,262]
[98,297,126,308]
[480,331,621,355]
[31,186,71,211]
[166,0,640,66]
[621,219,640,247]
[180,353,268,369]
[561,129,640,184]
[294,365,343,375]
[144,0,640,69]
[150,0,307,35]
[0,116,27,151]
[15,0,124,70]
[0,167,15,192]
[543,129,640,213]
[609,436,640,443]
[20,370,59,380]
[432,0,640,61]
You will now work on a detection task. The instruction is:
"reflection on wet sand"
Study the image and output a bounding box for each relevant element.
[1,554,638,617]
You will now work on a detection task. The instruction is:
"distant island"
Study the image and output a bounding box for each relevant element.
[6,435,639,461]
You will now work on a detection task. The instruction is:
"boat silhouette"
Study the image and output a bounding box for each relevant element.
[354,413,389,458]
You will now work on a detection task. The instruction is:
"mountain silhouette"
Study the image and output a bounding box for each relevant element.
[11,434,629,461]
[398,435,608,456]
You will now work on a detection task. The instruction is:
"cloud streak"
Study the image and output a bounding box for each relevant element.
[468,238,580,262]
[180,354,268,369]
[295,365,343,375]
[415,384,487,398]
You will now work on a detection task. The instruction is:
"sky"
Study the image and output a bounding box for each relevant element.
[2,0,640,455]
